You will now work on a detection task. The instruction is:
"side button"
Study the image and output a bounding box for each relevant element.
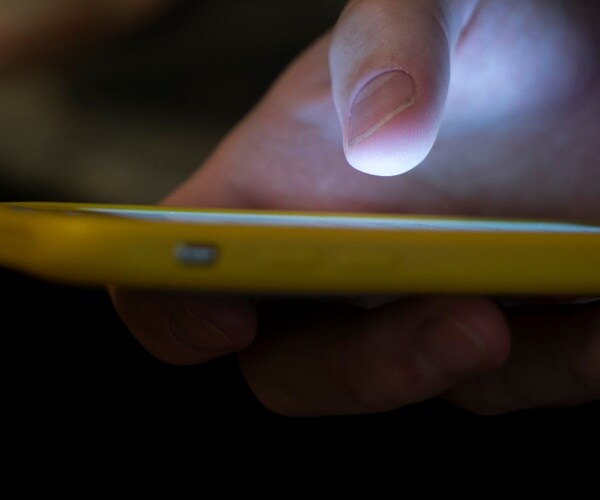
[174,243,218,266]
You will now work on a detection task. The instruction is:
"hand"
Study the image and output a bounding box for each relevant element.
[111,0,600,416]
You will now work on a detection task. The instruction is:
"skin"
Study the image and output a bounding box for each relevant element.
[5,0,599,416]
[114,0,599,416]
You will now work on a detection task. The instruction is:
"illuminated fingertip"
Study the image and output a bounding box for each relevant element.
[344,103,439,176]
[345,138,431,177]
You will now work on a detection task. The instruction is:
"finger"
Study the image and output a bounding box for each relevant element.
[238,296,510,417]
[329,0,477,176]
[110,288,257,366]
[109,165,258,366]
[445,302,600,414]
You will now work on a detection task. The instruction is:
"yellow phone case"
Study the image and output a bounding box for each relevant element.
[1,201,599,295]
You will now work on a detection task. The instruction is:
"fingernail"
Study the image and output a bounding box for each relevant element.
[348,70,416,148]
[417,315,490,376]
[169,307,234,352]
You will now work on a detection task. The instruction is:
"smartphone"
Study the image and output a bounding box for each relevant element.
[1,201,599,295]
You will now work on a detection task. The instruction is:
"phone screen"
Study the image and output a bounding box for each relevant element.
[83,207,600,234]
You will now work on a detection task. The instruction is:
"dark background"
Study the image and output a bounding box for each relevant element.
[2,1,597,440]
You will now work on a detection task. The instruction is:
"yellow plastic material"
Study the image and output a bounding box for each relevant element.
[1,201,599,295]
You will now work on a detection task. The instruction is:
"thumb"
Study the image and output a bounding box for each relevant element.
[330,0,476,176]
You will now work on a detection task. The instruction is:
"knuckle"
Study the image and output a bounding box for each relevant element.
[343,356,440,414]
[445,379,510,416]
